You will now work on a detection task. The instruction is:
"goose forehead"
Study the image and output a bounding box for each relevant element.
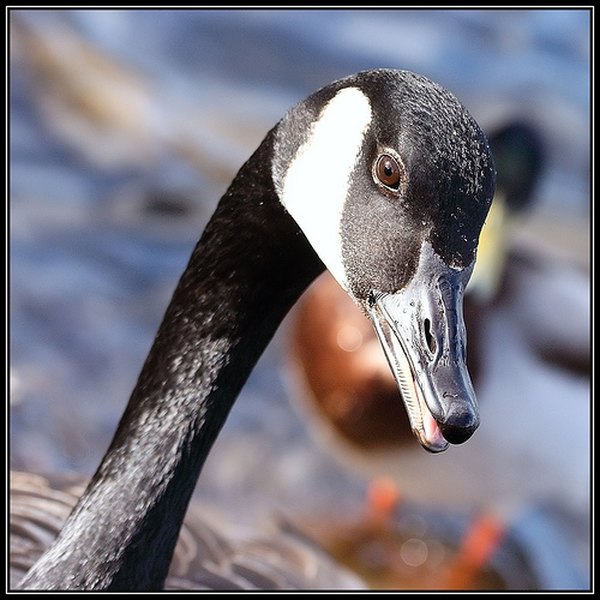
[278,87,372,290]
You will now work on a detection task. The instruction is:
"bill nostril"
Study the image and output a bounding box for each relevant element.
[424,318,436,355]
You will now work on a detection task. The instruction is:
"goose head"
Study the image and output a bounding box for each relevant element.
[272,70,495,452]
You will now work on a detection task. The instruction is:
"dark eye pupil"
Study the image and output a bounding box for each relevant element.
[375,154,402,190]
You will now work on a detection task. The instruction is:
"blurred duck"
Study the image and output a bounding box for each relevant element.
[287,121,590,518]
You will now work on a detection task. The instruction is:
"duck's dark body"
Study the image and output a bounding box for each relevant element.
[16,69,494,590]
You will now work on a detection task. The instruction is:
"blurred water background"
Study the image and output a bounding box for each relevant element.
[9,8,591,590]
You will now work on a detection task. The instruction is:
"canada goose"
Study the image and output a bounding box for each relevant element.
[14,69,495,590]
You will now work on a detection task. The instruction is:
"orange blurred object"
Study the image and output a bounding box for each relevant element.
[366,477,403,522]
[433,513,505,590]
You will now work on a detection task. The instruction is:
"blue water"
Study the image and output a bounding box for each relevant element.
[9,8,591,590]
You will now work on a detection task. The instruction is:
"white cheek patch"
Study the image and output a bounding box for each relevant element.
[279,87,372,290]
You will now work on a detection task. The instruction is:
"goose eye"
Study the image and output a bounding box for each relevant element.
[373,153,403,192]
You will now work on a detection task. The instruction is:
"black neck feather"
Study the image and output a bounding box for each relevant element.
[18,130,325,590]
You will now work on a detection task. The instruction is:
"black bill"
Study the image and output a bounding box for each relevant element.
[367,243,479,453]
